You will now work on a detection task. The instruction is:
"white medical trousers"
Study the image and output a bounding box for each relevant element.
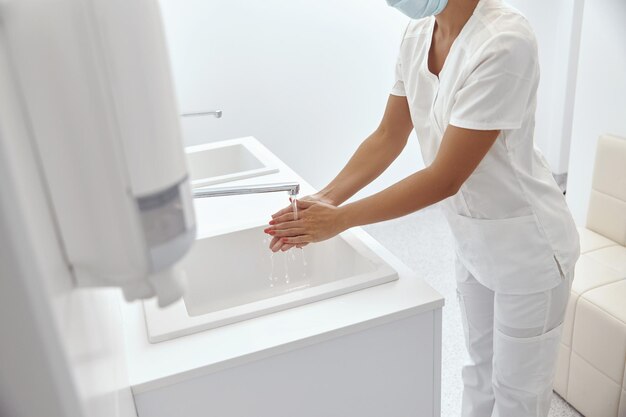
[455,257,572,417]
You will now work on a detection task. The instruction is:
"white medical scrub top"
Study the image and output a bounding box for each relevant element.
[391,0,580,294]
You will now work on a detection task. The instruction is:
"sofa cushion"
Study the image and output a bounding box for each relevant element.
[583,280,626,322]
[585,245,626,276]
[586,134,626,246]
[560,254,624,350]
[571,254,624,296]
[587,191,626,247]
[589,134,626,203]
[574,281,626,384]
[566,281,626,417]
[568,351,622,417]
[620,370,626,417]
[578,227,618,254]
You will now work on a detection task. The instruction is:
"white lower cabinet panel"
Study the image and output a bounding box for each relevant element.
[134,310,442,417]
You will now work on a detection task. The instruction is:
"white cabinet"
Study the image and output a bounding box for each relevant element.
[134,310,442,417]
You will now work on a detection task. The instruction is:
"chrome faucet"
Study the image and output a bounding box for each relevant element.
[193,182,300,198]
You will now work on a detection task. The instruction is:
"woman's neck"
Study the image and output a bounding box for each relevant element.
[435,0,480,39]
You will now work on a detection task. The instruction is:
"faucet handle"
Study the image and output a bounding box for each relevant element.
[180,110,222,119]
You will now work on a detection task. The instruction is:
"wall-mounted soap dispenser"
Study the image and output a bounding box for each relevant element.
[1,0,195,306]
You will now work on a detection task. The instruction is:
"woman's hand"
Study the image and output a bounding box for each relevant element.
[265,199,348,252]
[266,194,333,252]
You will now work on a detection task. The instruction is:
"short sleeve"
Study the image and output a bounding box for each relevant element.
[449,33,538,131]
[390,54,407,97]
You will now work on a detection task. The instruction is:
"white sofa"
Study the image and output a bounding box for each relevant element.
[554,134,626,417]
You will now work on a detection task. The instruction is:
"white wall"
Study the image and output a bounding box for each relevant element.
[159,0,422,198]
[566,0,626,225]
[160,0,584,197]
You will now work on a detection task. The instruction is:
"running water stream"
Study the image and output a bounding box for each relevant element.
[266,193,309,287]
[291,195,298,220]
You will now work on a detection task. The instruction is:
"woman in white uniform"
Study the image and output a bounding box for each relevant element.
[265,0,580,416]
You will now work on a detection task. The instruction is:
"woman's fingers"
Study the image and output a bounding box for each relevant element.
[267,235,279,249]
[281,235,313,245]
[280,244,296,252]
[269,232,298,252]
[271,228,305,238]
[271,211,300,225]
[269,219,303,231]
[271,205,293,219]
[267,196,324,252]
[295,199,316,209]
[273,241,308,252]
[265,220,305,238]
[270,237,284,252]
[268,236,309,251]
[271,199,316,220]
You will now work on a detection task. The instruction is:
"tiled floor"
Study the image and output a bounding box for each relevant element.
[363,206,583,417]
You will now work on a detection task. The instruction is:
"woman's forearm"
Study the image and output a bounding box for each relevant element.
[336,125,500,229]
[338,166,455,228]
[315,95,414,206]
[317,128,408,205]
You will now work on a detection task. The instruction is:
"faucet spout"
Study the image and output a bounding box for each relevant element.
[193,182,300,199]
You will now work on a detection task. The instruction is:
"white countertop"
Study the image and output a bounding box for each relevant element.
[121,137,444,394]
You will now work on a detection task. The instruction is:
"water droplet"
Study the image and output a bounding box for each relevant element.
[269,251,276,286]
[283,252,289,284]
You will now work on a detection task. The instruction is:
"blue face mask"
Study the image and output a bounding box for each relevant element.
[386,0,448,19]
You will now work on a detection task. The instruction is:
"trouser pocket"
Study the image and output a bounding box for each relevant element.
[493,324,564,417]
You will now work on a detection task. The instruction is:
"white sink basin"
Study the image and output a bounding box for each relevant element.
[185,138,279,188]
[143,226,399,343]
